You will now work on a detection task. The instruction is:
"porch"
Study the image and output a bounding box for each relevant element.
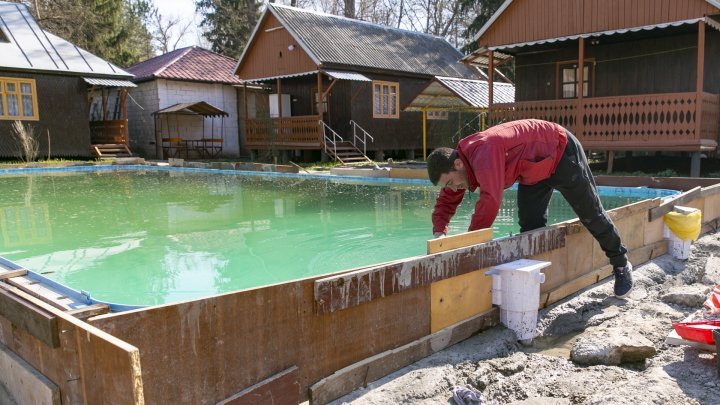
[490,92,720,152]
[245,115,323,149]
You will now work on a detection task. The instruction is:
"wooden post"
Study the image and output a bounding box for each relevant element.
[488,51,494,123]
[577,37,585,138]
[422,107,427,160]
[694,21,705,178]
[120,89,128,144]
[316,72,323,121]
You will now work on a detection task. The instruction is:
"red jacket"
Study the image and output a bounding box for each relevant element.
[432,119,568,234]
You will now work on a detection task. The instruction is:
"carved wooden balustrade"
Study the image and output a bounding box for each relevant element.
[245,115,323,149]
[491,92,720,151]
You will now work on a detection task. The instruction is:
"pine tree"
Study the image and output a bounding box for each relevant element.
[195,0,260,58]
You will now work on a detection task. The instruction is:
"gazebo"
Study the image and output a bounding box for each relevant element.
[153,101,229,160]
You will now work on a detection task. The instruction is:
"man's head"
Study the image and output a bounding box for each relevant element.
[426,147,468,191]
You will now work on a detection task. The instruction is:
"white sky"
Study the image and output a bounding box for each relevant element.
[152,0,203,49]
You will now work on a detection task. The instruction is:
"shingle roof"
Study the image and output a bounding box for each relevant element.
[0,1,132,78]
[268,4,478,79]
[127,46,243,84]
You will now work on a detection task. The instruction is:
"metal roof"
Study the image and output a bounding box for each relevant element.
[126,46,243,84]
[323,70,371,81]
[0,1,132,78]
[83,77,136,88]
[487,18,710,52]
[153,102,229,117]
[404,76,515,111]
[265,4,478,79]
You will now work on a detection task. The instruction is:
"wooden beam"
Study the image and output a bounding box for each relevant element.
[309,308,498,405]
[66,304,110,321]
[427,228,493,254]
[322,78,338,100]
[0,269,27,280]
[0,284,59,348]
[701,182,720,198]
[314,227,566,314]
[648,186,702,221]
[217,366,299,405]
[350,82,366,104]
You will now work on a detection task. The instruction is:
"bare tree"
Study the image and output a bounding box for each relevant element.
[152,11,193,54]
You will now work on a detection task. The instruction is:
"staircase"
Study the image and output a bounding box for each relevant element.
[91,143,133,158]
[321,121,372,164]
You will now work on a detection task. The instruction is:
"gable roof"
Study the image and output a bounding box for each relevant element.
[473,0,720,46]
[127,46,243,85]
[404,76,515,111]
[0,1,131,78]
[238,4,479,79]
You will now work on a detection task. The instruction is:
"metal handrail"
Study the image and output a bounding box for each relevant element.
[320,120,344,160]
[349,120,374,155]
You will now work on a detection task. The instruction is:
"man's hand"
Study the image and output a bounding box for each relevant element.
[433,232,446,239]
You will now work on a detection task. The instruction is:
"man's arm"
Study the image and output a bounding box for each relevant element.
[432,188,465,235]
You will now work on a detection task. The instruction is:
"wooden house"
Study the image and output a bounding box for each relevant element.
[0,1,136,159]
[235,4,495,162]
[126,46,243,159]
[464,0,720,176]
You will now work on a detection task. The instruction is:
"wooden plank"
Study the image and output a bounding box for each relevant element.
[309,308,498,405]
[701,182,720,198]
[0,269,27,279]
[66,304,110,320]
[315,227,566,314]
[430,269,493,332]
[217,366,299,405]
[648,187,702,221]
[0,284,59,348]
[0,284,144,405]
[607,198,661,222]
[0,342,60,405]
[427,228,493,254]
[540,240,667,308]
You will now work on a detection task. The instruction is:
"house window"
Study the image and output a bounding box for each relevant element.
[372,81,399,119]
[426,110,448,120]
[559,62,592,99]
[0,77,39,120]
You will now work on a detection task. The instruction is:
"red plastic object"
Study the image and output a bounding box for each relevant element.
[673,320,720,344]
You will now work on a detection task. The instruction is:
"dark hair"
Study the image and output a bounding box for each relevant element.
[426,147,458,185]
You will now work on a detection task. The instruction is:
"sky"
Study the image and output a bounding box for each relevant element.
[152,0,203,49]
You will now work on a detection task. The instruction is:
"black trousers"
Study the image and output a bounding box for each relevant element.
[517,131,628,267]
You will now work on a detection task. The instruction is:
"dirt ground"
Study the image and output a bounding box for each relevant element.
[329,232,720,405]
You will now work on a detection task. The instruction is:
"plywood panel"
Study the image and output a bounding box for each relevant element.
[644,217,665,245]
[564,229,594,281]
[0,342,60,405]
[702,193,720,223]
[532,244,569,292]
[91,278,430,404]
[430,269,493,332]
[615,212,646,251]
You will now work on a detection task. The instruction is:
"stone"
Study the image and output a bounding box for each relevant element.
[660,285,711,308]
[570,328,656,365]
[702,255,720,285]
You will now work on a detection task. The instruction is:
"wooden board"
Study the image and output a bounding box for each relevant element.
[427,228,493,254]
[0,342,60,405]
[315,227,566,314]
[0,284,59,348]
[309,308,498,405]
[429,228,494,332]
[217,366,299,405]
[0,284,143,405]
[648,187,702,221]
[430,269,493,332]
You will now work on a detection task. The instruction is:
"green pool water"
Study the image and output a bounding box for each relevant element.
[0,169,652,305]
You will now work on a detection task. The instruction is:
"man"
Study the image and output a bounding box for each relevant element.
[427,119,633,298]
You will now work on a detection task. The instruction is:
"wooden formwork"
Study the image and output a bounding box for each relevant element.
[2,182,720,404]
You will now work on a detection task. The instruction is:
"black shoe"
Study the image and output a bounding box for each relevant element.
[613,262,633,298]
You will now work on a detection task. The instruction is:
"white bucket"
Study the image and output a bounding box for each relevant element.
[664,224,692,260]
[486,259,550,342]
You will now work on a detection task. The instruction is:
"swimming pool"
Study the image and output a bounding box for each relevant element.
[0,166,676,305]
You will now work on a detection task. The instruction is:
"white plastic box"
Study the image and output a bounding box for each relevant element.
[486,259,550,342]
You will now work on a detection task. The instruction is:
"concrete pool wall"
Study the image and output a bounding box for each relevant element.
[0,163,718,404]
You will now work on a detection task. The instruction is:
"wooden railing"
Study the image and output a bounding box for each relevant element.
[89,119,128,144]
[245,115,322,149]
[490,92,720,151]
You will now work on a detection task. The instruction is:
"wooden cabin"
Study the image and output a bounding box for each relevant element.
[235,4,494,162]
[0,1,136,159]
[465,0,720,176]
[126,47,244,159]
